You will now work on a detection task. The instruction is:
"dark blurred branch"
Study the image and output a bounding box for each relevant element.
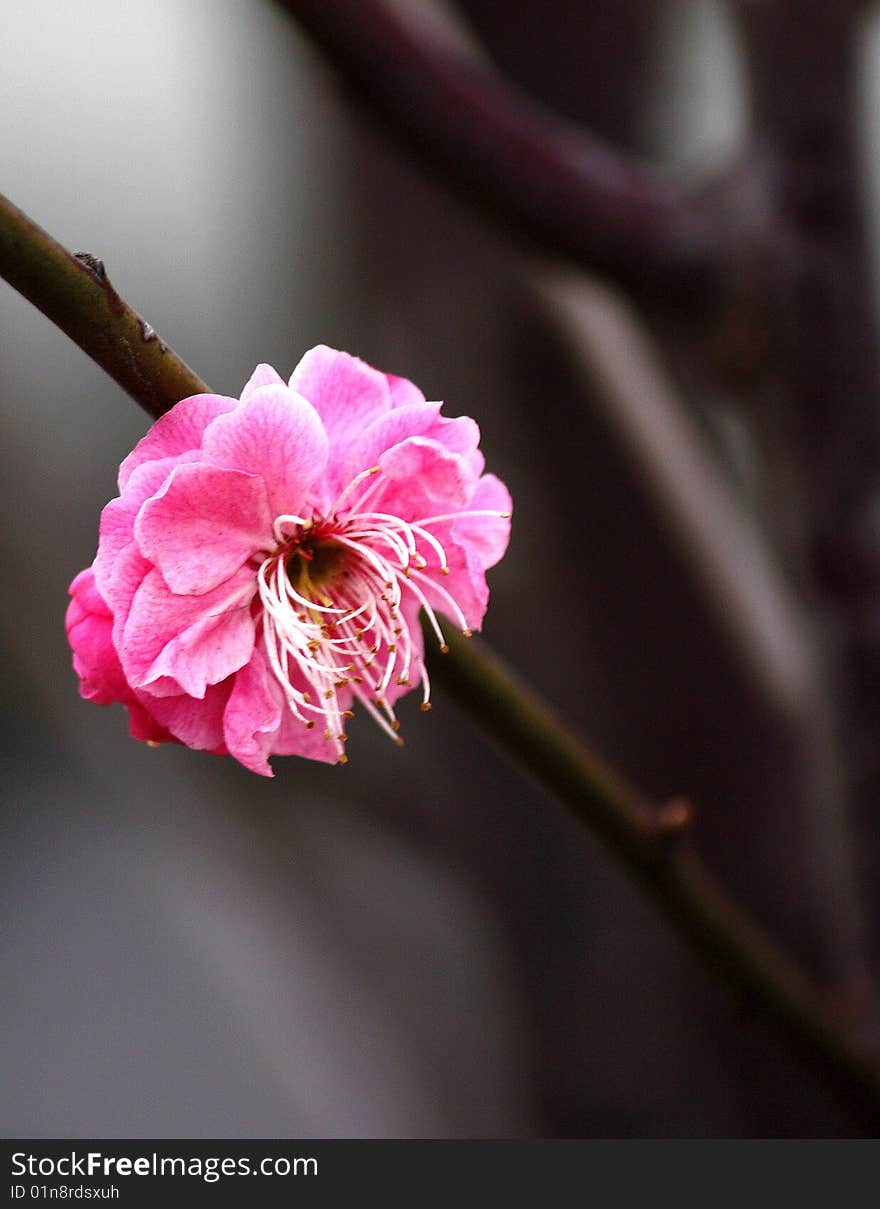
[274,0,728,307]
[0,193,209,418]
[541,273,819,725]
[735,2,880,959]
[5,185,880,1125]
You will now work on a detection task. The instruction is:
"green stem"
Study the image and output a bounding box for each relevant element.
[0,193,208,418]
[1,189,878,1125]
[427,626,880,1127]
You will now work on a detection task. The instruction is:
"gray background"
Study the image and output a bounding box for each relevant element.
[2,0,876,1135]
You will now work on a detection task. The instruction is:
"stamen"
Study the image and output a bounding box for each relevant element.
[256,494,473,752]
[328,465,381,516]
[417,509,511,525]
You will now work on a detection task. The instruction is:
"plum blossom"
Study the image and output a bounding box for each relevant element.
[66,346,511,775]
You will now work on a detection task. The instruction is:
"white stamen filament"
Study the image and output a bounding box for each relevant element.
[256,465,479,756]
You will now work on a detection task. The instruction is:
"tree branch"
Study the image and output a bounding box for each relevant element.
[427,626,880,1128]
[0,193,208,418]
[2,188,879,1125]
[274,0,726,307]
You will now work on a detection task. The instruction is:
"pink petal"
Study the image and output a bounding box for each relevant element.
[121,566,257,698]
[202,384,329,519]
[241,363,286,400]
[273,699,348,765]
[144,681,232,753]
[135,463,272,595]
[345,403,481,486]
[412,544,489,633]
[106,542,153,652]
[450,474,513,570]
[95,453,201,605]
[409,478,510,634]
[126,699,176,745]
[222,646,284,776]
[289,346,391,468]
[66,569,174,744]
[345,402,441,477]
[377,437,476,516]
[67,567,110,620]
[386,372,426,408]
[118,393,239,491]
[66,570,130,704]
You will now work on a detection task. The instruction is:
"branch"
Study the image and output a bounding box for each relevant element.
[0,193,208,418]
[275,0,726,307]
[427,626,880,1128]
[2,189,879,1125]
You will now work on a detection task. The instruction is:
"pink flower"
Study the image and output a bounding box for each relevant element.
[66,346,511,776]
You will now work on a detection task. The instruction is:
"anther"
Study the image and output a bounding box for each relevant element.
[420,702,432,712]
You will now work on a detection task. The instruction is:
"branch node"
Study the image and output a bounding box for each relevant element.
[73,251,107,283]
[647,795,695,846]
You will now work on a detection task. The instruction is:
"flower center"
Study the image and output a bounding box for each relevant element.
[255,465,506,764]
[286,535,347,592]
[254,471,443,763]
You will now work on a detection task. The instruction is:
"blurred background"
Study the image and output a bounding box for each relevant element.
[2,0,879,1136]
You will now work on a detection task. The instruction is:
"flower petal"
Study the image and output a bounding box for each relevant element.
[66,569,130,704]
[289,345,391,460]
[346,402,441,475]
[66,568,173,744]
[95,452,202,605]
[121,566,257,698]
[222,646,284,776]
[386,372,426,409]
[345,402,481,484]
[202,384,329,518]
[118,393,239,491]
[273,698,348,765]
[135,463,272,595]
[126,698,177,745]
[145,681,232,753]
[377,437,476,516]
[241,363,285,400]
[450,474,512,570]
